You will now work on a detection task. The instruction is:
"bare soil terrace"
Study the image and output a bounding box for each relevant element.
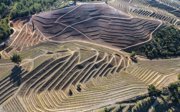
[31,3,161,50]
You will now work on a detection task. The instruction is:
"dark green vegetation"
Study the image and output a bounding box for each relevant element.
[77,84,82,92]
[103,76,180,112]
[10,54,22,64]
[130,51,138,63]
[130,51,136,58]
[0,0,66,43]
[104,107,112,112]
[10,65,23,86]
[137,26,180,59]
[148,85,161,97]
[0,18,12,43]
[147,81,180,112]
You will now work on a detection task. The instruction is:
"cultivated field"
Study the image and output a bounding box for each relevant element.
[0,1,179,112]
[1,3,162,59]
[0,41,131,111]
[0,41,178,112]
[108,0,180,28]
[32,3,161,50]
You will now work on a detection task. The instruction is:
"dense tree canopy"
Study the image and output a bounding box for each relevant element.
[137,26,180,59]
[0,18,12,42]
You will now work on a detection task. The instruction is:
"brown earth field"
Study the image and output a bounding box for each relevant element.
[31,3,161,50]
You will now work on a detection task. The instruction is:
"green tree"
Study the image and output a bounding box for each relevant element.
[77,84,81,92]
[136,26,180,59]
[168,83,180,104]
[11,54,22,64]
[130,51,136,57]
[68,89,73,96]
[104,107,110,112]
[148,85,161,97]
[130,51,138,63]
[0,18,12,43]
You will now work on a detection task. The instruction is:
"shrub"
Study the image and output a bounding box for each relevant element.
[115,105,122,112]
[77,84,81,92]
[130,51,138,63]
[11,54,22,64]
[68,89,73,96]
[130,51,136,57]
[104,107,109,112]
[148,85,161,96]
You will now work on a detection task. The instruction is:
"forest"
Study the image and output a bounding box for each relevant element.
[136,26,180,59]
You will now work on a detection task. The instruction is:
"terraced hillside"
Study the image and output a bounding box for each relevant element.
[96,93,180,112]
[31,3,161,50]
[1,3,162,59]
[108,0,180,28]
[1,19,48,59]
[95,73,180,112]
[126,65,177,89]
[0,41,135,112]
[0,1,179,112]
[137,58,180,75]
[0,41,178,112]
[1,3,161,59]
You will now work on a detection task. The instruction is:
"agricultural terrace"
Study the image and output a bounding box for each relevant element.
[31,3,161,50]
[0,1,179,112]
[108,0,180,28]
[0,40,178,111]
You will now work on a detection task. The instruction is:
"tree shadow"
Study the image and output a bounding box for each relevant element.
[10,65,23,86]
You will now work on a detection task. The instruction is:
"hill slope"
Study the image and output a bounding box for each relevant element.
[31,3,161,50]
